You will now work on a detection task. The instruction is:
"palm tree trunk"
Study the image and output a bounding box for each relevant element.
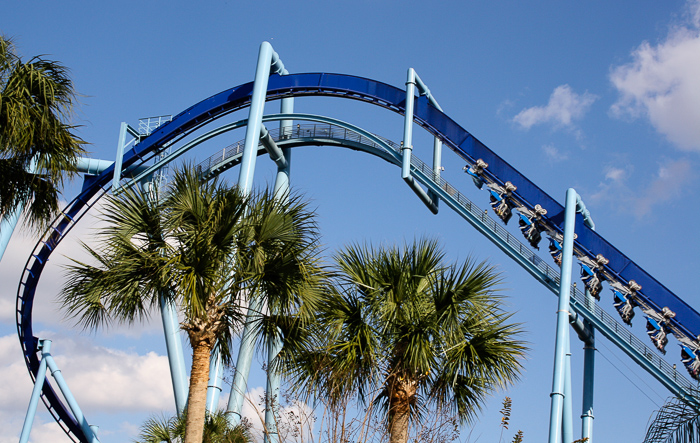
[389,398,410,443]
[388,377,415,443]
[184,342,212,443]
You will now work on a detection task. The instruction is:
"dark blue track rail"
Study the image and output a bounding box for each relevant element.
[17,72,700,441]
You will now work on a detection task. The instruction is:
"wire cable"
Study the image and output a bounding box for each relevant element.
[597,341,664,407]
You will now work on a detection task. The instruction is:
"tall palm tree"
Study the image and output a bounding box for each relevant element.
[0,35,86,232]
[287,238,527,443]
[60,165,323,443]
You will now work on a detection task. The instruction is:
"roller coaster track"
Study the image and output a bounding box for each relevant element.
[15,74,700,441]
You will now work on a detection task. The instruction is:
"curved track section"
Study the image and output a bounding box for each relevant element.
[16,74,700,440]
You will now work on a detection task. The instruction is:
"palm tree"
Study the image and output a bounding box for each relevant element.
[60,165,324,443]
[0,35,86,232]
[287,238,527,443]
[643,396,700,443]
[136,409,253,443]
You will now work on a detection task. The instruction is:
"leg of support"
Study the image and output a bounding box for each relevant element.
[44,352,99,442]
[563,333,574,443]
[0,204,22,262]
[227,297,263,425]
[206,347,224,413]
[401,69,416,180]
[112,122,129,190]
[548,188,577,443]
[160,294,189,414]
[581,327,595,442]
[263,96,294,443]
[428,137,442,208]
[229,41,288,424]
[19,340,51,443]
[264,335,283,443]
[236,41,274,194]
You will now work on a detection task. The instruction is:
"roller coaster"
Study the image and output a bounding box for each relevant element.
[10,42,700,443]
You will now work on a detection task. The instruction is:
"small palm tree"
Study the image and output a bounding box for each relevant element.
[60,165,323,443]
[137,409,253,443]
[0,35,86,232]
[287,238,527,443]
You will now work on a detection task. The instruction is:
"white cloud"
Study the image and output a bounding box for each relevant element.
[610,0,700,151]
[634,158,693,216]
[238,386,315,442]
[513,85,598,130]
[0,332,173,441]
[1,200,161,338]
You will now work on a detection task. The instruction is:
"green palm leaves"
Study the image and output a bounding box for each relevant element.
[60,164,324,443]
[136,410,253,443]
[289,238,526,443]
[644,397,700,443]
[0,35,85,231]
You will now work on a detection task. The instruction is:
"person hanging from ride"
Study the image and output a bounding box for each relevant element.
[644,307,675,354]
[610,280,641,325]
[464,158,488,189]
[578,254,609,301]
[681,344,700,380]
[517,204,547,249]
[487,181,517,225]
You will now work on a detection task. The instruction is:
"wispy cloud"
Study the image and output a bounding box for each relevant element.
[610,0,700,151]
[513,85,598,130]
[590,159,693,217]
[541,144,568,163]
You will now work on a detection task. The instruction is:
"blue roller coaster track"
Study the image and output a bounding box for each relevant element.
[14,71,700,442]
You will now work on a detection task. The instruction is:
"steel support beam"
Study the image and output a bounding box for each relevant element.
[206,348,224,412]
[26,340,100,443]
[563,337,574,443]
[0,205,21,262]
[112,122,129,190]
[228,41,288,426]
[19,340,51,443]
[160,294,189,415]
[548,188,577,443]
[264,95,294,443]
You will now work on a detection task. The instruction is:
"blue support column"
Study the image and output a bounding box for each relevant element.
[228,41,287,425]
[206,348,224,412]
[264,335,283,443]
[112,122,129,191]
[143,165,189,417]
[227,297,263,424]
[0,204,21,262]
[401,69,416,180]
[581,329,595,442]
[160,294,189,415]
[548,188,577,443]
[264,96,294,443]
[0,157,38,262]
[581,288,596,442]
[563,335,574,443]
[19,340,51,443]
[236,41,278,194]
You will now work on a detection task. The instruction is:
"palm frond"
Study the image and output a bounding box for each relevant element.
[0,35,86,232]
[644,397,700,443]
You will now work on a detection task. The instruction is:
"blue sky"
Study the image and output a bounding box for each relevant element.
[3,1,700,441]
